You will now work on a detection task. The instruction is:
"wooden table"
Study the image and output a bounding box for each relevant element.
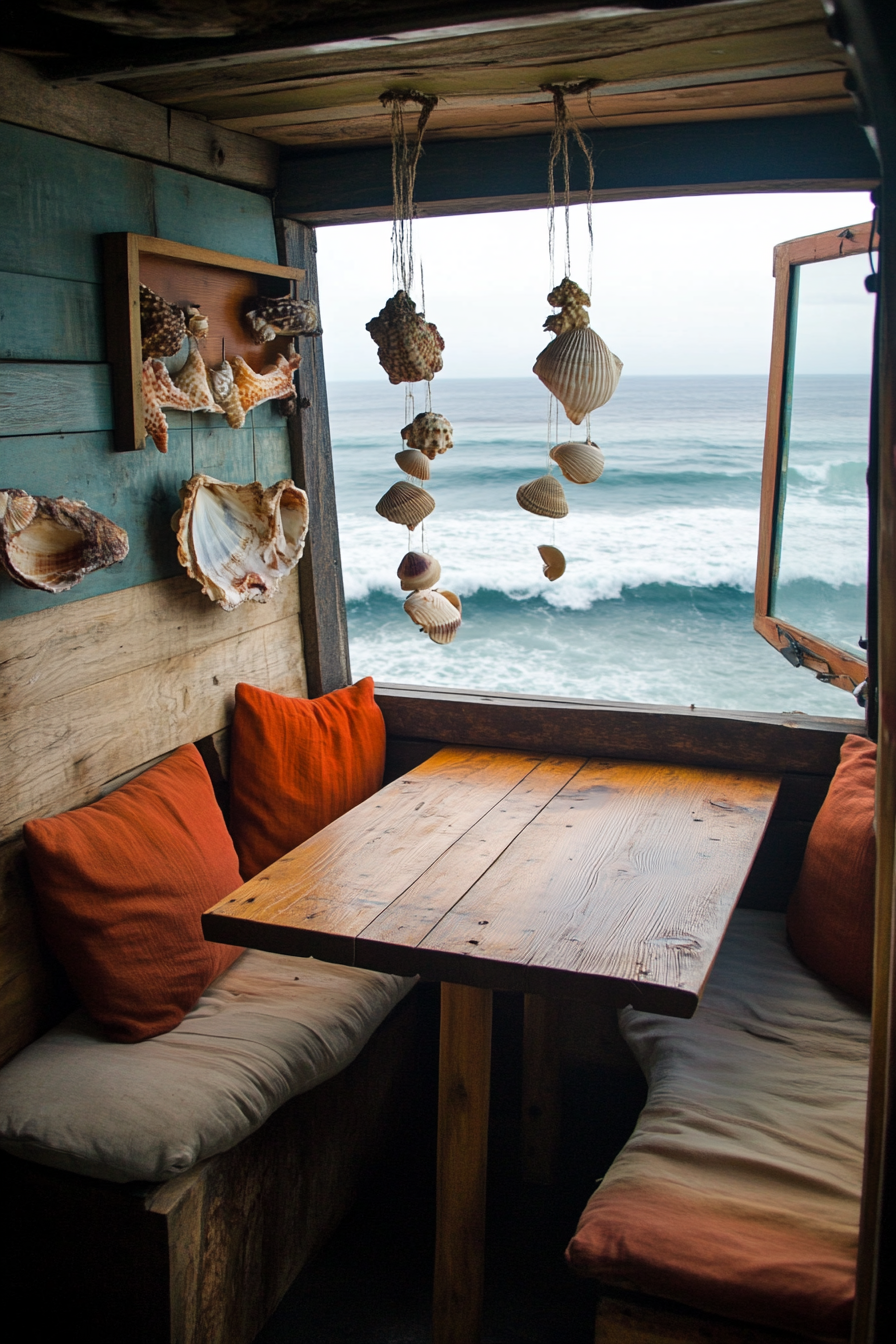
[204,746,780,1344]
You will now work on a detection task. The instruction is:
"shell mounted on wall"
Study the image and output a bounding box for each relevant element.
[366,290,444,384]
[208,356,246,429]
[232,351,302,412]
[401,411,453,458]
[533,278,622,424]
[140,283,187,359]
[173,474,309,612]
[0,489,129,593]
[245,295,321,342]
[143,358,194,452]
[174,337,221,414]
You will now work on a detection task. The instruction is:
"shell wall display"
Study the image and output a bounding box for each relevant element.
[140,283,186,359]
[245,296,321,342]
[232,351,301,412]
[366,290,444,384]
[143,358,194,453]
[0,489,129,593]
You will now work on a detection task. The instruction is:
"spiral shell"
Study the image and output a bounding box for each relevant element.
[174,337,220,414]
[375,482,435,528]
[516,475,568,519]
[533,327,622,424]
[366,290,444,384]
[395,448,431,481]
[404,588,461,645]
[398,550,441,590]
[401,412,453,458]
[549,440,605,485]
[140,284,187,360]
[0,489,129,593]
[537,544,566,581]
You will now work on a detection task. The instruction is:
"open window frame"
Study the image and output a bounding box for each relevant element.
[754,219,878,694]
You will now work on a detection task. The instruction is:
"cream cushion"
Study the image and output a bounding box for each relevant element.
[0,949,415,1184]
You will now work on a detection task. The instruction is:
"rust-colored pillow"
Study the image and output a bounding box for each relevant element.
[23,744,243,1043]
[787,734,876,1005]
[230,678,386,880]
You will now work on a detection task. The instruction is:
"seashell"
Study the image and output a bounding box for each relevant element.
[436,588,462,614]
[173,474,309,612]
[174,337,221,414]
[232,351,301,412]
[404,589,461,645]
[375,481,435,529]
[0,488,129,593]
[140,283,187,360]
[245,295,321,342]
[549,440,605,485]
[401,411,453,458]
[517,475,568,519]
[534,327,623,425]
[366,290,444,384]
[184,305,209,340]
[395,448,431,481]
[537,544,566,581]
[208,356,246,429]
[143,358,194,453]
[397,550,440,591]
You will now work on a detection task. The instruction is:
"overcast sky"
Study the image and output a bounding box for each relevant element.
[315,190,875,381]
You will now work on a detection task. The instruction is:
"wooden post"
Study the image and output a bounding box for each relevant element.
[274,217,351,698]
[434,982,493,1344]
[522,993,561,1185]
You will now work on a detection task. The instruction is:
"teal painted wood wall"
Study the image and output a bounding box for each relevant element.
[0,121,293,620]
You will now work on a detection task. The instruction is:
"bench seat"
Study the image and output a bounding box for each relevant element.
[0,948,414,1183]
[566,910,869,1342]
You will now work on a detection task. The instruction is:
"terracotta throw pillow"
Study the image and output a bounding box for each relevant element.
[23,744,243,1043]
[787,733,876,1005]
[229,678,386,880]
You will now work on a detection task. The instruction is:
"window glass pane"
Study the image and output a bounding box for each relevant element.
[771,252,874,659]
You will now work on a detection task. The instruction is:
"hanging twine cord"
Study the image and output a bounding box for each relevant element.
[380,88,438,296]
[540,80,599,285]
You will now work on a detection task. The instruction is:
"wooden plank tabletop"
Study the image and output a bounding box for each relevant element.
[204,746,780,1016]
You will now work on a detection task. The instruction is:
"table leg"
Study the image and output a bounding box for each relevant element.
[522,993,561,1185]
[433,982,493,1344]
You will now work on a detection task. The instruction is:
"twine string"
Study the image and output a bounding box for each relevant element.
[380,88,438,297]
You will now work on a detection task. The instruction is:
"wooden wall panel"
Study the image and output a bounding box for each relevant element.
[0,364,112,437]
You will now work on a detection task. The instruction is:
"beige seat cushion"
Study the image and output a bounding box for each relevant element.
[567,910,870,1341]
[0,950,414,1184]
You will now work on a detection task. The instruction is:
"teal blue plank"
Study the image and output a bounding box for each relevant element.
[253,427,293,484]
[0,272,104,361]
[0,362,112,436]
[191,417,257,481]
[0,122,154,282]
[152,165,277,262]
[0,429,192,619]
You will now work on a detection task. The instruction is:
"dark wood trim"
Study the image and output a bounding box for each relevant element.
[374,683,861,777]
[275,218,351,698]
[276,113,880,226]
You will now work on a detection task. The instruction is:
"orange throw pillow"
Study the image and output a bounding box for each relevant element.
[23,744,243,1043]
[230,678,386,880]
[787,734,876,1005]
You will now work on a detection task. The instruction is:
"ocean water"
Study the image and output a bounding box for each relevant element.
[327,375,868,719]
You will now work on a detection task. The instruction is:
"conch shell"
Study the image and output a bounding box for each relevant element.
[517,475,568,518]
[549,440,605,485]
[140,284,187,360]
[143,358,193,453]
[398,551,440,590]
[174,337,221,414]
[245,295,321,342]
[0,489,129,593]
[533,278,622,424]
[366,291,444,384]
[537,544,566,581]
[233,351,301,412]
[375,482,435,529]
[401,412,453,458]
[173,474,309,612]
[404,588,461,645]
[208,356,246,429]
[395,448,431,481]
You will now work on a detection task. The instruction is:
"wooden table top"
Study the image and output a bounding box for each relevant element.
[204,746,780,1017]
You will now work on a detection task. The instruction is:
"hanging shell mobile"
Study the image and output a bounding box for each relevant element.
[366,291,444,384]
[0,489,129,593]
[533,279,622,424]
[538,544,566,582]
[517,474,569,519]
[395,448,431,481]
[401,411,453,458]
[140,284,187,359]
[398,550,441,590]
[143,358,194,453]
[404,588,461,645]
[245,295,321,342]
[232,351,301,412]
[550,440,605,485]
[173,474,309,612]
[376,481,435,529]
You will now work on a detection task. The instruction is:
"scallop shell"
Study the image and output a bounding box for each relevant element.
[401,411,453,458]
[173,474,309,612]
[233,352,302,412]
[537,544,566,581]
[140,284,187,360]
[516,475,568,519]
[395,448,431,481]
[404,588,461,645]
[174,337,221,414]
[375,482,435,529]
[143,358,194,453]
[0,489,129,593]
[436,588,462,614]
[245,295,321,342]
[366,290,444,384]
[208,357,246,429]
[533,327,622,425]
[549,440,605,485]
[398,550,440,590]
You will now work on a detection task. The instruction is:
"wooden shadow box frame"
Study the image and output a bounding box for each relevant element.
[754,219,877,694]
[102,233,306,452]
